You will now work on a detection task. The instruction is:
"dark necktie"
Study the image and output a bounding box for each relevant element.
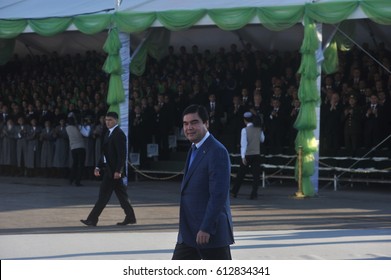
[189,144,197,168]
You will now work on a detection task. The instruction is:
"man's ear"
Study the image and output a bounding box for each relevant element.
[205,120,209,129]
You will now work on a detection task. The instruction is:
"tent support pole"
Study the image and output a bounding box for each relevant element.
[119,31,131,185]
[311,23,323,195]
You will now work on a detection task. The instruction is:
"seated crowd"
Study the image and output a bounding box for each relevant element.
[1,42,391,177]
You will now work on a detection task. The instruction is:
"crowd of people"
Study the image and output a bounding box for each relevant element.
[1,41,391,178]
[0,51,109,177]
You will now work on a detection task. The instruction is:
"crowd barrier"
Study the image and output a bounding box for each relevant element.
[129,151,391,191]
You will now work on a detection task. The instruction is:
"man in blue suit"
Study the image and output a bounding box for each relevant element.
[172,104,234,260]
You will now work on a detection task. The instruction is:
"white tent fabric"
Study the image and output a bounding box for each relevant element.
[0,0,114,19]
[0,0,368,22]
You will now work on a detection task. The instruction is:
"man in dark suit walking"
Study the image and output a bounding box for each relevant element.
[172,105,234,260]
[80,111,136,226]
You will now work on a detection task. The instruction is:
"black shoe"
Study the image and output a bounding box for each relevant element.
[80,219,97,226]
[117,217,137,226]
[249,194,258,200]
[75,183,83,186]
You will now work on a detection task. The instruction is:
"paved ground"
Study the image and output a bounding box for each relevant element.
[1,175,391,259]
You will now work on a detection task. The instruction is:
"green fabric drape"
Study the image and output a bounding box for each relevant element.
[130,43,148,77]
[73,14,112,35]
[257,5,304,31]
[28,18,72,36]
[115,12,156,33]
[208,8,256,30]
[361,0,391,25]
[294,15,320,197]
[306,1,359,24]
[103,28,124,117]
[322,40,339,74]
[157,10,206,31]
[130,28,171,76]
[0,20,27,39]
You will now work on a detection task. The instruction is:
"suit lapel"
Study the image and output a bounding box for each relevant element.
[181,135,213,190]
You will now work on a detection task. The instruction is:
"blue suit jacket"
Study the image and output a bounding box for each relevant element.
[178,134,234,248]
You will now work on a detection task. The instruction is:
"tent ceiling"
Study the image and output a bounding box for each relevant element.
[0,0,114,19]
[0,0,367,23]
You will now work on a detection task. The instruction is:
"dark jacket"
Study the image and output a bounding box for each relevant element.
[98,126,126,177]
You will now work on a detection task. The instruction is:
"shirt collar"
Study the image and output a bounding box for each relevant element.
[193,131,210,149]
[109,124,118,135]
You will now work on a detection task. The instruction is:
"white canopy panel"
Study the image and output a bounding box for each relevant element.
[0,0,367,22]
[0,0,114,19]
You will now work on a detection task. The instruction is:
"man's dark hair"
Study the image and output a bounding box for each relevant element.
[183,104,209,123]
[106,111,119,119]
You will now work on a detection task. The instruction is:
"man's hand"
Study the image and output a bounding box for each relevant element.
[196,230,210,245]
[94,168,100,177]
[242,158,247,166]
[114,172,122,179]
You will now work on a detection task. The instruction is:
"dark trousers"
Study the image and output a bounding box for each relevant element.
[172,243,232,260]
[70,148,86,184]
[87,172,135,223]
[231,154,261,197]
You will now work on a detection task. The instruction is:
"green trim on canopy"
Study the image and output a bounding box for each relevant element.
[257,5,304,31]
[361,0,391,25]
[306,1,359,24]
[73,14,112,35]
[115,12,156,33]
[157,10,206,31]
[1,1,391,40]
[28,18,73,36]
[208,8,256,30]
[0,20,27,39]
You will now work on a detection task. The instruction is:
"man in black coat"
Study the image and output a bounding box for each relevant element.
[81,111,136,226]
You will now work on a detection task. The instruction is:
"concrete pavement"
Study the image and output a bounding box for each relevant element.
[1,176,391,259]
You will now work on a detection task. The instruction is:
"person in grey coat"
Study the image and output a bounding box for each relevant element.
[25,118,42,177]
[40,120,55,177]
[52,118,69,178]
[80,117,95,178]
[15,116,30,176]
[65,115,86,186]
[1,119,18,175]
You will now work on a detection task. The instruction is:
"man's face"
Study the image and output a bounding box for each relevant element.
[183,112,208,144]
[105,116,117,129]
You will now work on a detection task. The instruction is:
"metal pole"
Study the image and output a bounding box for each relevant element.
[295,146,305,198]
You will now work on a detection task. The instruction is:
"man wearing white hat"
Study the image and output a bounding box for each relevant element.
[231,112,264,200]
